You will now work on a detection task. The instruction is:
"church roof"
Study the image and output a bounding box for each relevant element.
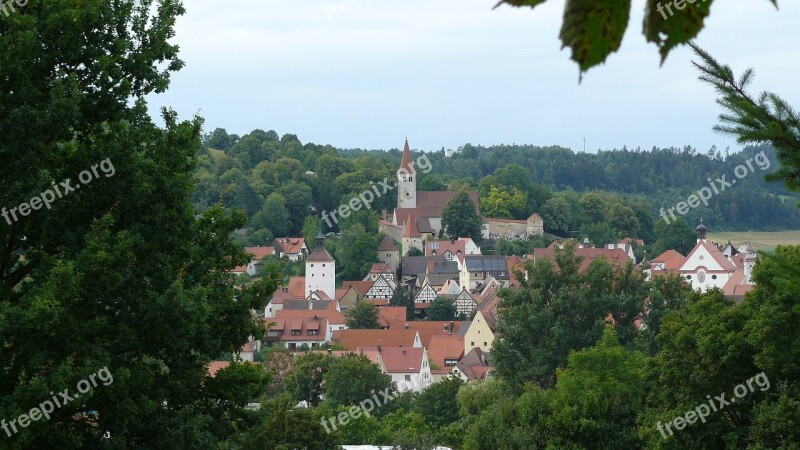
[378,235,398,251]
[399,138,416,174]
[402,213,421,238]
[307,247,334,262]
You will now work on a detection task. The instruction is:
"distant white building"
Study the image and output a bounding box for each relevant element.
[305,233,336,299]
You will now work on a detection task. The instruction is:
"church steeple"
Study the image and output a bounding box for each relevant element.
[397,137,417,208]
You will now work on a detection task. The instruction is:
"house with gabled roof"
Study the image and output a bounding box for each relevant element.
[678,222,738,292]
[427,334,465,382]
[438,279,461,296]
[264,316,332,351]
[451,347,492,381]
[332,329,422,350]
[358,346,432,392]
[364,274,396,300]
[460,255,509,291]
[414,282,438,306]
[272,237,308,261]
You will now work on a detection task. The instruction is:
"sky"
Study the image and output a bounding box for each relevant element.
[146,0,800,154]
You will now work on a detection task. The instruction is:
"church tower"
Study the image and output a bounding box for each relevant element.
[397,138,417,209]
[305,232,336,299]
[743,242,757,284]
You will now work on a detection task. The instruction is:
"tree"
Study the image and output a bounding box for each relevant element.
[414,376,464,429]
[301,215,321,251]
[651,216,695,256]
[251,192,290,236]
[346,301,381,329]
[390,287,416,321]
[0,2,275,446]
[496,1,780,77]
[283,353,334,406]
[540,196,571,235]
[441,189,482,241]
[231,394,340,450]
[607,203,640,238]
[546,326,647,449]
[323,353,393,409]
[335,224,380,281]
[203,127,239,150]
[427,298,457,321]
[481,185,526,219]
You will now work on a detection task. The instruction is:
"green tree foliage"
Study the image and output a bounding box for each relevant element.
[390,287,416,321]
[442,189,483,242]
[496,0,780,77]
[481,185,526,219]
[230,394,340,450]
[607,203,641,237]
[323,354,393,409]
[346,301,381,329]
[492,244,648,388]
[546,326,647,449]
[651,216,696,256]
[283,353,334,406]
[333,224,380,281]
[0,1,278,447]
[414,376,464,429]
[540,196,572,235]
[251,192,290,236]
[427,297,457,321]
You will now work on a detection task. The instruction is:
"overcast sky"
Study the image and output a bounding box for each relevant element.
[146,0,800,154]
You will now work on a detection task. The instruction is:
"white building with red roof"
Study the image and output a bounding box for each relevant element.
[358,346,432,392]
[305,233,335,299]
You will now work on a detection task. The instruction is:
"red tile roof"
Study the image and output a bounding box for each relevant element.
[427,334,465,374]
[359,346,425,373]
[276,309,346,325]
[379,235,398,252]
[402,213,421,238]
[388,321,464,348]
[207,361,230,378]
[288,277,306,299]
[532,247,629,272]
[342,280,374,296]
[378,306,407,328]
[333,329,419,350]
[307,247,334,262]
[263,317,329,342]
[244,246,275,260]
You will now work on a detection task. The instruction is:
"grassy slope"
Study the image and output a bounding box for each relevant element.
[707,230,800,251]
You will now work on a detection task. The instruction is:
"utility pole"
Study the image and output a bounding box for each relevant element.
[583,138,586,153]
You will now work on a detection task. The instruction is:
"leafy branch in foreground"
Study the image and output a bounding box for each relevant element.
[496,0,778,78]
[690,42,800,194]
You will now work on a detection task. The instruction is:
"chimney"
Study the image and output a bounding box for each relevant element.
[378,338,382,353]
[327,347,332,355]
[404,323,409,330]
[443,323,448,333]
[449,321,455,335]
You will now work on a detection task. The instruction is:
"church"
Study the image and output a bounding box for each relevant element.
[379,139,479,255]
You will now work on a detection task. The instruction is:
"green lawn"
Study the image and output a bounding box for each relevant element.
[707,230,800,252]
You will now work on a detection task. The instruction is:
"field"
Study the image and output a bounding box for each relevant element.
[707,230,800,251]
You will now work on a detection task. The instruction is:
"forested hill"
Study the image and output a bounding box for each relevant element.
[195,128,800,242]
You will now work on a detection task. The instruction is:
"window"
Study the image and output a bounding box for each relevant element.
[470,342,474,347]
[409,176,413,182]
[698,270,706,283]
[686,275,692,280]
[429,243,439,250]
[310,264,314,267]
[712,275,717,280]
[323,264,326,267]
[445,359,458,367]
[291,330,301,336]
[405,375,411,381]
[308,330,318,336]
[483,342,487,347]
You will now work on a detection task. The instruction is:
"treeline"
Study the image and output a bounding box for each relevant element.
[194,128,799,256]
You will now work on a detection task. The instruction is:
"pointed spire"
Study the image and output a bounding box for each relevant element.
[399,137,416,174]
[402,213,421,238]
